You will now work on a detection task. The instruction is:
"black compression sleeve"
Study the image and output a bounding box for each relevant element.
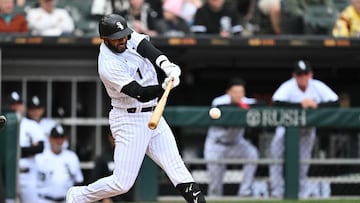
[21,141,44,158]
[122,81,164,102]
[137,39,163,67]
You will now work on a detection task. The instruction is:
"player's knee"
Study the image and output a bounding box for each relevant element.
[176,182,207,203]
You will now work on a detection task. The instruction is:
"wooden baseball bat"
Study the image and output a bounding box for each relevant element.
[148,80,173,130]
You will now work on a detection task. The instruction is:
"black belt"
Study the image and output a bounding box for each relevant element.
[39,194,65,202]
[126,106,155,113]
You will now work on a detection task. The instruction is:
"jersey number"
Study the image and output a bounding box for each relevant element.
[137,68,143,79]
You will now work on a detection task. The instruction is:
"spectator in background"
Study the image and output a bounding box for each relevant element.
[91,0,130,19]
[191,0,242,37]
[181,0,203,26]
[233,0,256,24]
[269,60,339,198]
[204,78,260,197]
[145,0,163,18]
[56,0,97,36]
[257,0,281,35]
[0,0,28,33]
[18,96,46,203]
[156,0,191,37]
[332,0,360,37]
[234,0,259,36]
[120,0,160,37]
[35,125,83,203]
[26,0,74,36]
[280,0,335,35]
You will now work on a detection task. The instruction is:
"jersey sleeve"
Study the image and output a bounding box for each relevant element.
[127,31,150,50]
[272,81,292,102]
[98,54,133,93]
[212,94,231,106]
[70,152,84,184]
[22,120,46,145]
[315,81,339,102]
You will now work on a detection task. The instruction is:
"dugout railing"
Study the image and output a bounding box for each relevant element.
[162,106,360,200]
[2,107,360,201]
[61,107,360,200]
[66,107,360,200]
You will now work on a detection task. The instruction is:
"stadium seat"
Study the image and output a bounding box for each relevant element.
[56,0,98,36]
[334,0,351,12]
[303,5,339,35]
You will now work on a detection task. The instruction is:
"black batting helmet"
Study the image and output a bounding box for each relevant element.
[99,14,133,39]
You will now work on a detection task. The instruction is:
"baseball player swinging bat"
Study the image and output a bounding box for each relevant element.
[148,79,174,129]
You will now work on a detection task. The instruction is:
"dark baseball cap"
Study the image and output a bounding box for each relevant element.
[27,95,44,108]
[9,91,22,104]
[49,125,65,138]
[293,60,312,74]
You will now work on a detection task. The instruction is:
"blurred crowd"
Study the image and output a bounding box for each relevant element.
[0,0,360,38]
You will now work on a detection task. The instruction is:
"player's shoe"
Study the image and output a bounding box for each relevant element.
[66,186,77,203]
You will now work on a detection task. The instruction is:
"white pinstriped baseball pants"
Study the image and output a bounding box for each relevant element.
[269,126,316,197]
[70,108,194,203]
[204,132,259,196]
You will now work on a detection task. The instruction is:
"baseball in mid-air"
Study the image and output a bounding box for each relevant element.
[209,107,221,119]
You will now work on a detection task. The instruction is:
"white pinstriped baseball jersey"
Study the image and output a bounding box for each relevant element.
[272,78,338,103]
[19,117,46,174]
[19,117,46,203]
[35,149,83,199]
[98,32,158,109]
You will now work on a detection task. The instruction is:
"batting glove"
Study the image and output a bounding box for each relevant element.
[156,55,181,78]
[161,60,181,78]
[162,76,180,90]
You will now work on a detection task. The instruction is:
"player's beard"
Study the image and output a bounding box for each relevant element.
[106,40,127,53]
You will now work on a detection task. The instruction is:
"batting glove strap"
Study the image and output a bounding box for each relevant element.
[156,55,181,77]
[162,76,180,90]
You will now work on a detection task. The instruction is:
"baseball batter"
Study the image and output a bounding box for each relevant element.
[269,60,339,198]
[204,78,259,197]
[66,14,207,203]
